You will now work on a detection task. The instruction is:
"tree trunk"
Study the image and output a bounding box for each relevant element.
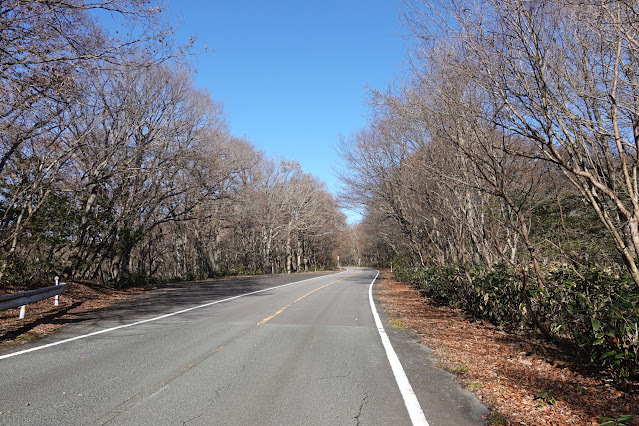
[286,230,292,274]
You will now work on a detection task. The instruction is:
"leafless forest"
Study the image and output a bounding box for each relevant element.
[340,0,639,376]
[0,1,346,289]
[2,0,638,376]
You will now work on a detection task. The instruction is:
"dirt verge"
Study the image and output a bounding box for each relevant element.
[0,282,145,348]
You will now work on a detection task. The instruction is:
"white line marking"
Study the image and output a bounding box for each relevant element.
[0,272,341,361]
[368,270,429,426]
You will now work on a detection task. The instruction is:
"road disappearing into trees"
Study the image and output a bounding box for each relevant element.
[0,269,485,425]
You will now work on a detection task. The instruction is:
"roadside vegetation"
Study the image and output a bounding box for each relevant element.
[339,0,639,389]
[0,1,345,291]
[378,271,638,425]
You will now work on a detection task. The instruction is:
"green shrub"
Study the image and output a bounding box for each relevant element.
[546,268,638,376]
[395,263,639,376]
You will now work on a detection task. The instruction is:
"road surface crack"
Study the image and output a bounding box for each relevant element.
[182,383,231,425]
[212,382,231,400]
[354,392,369,426]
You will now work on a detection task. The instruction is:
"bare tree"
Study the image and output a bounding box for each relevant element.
[404,0,639,287]
[0,0,185,175]
[0,2,344,288]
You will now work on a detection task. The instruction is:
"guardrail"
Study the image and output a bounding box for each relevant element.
[0,277,67,319]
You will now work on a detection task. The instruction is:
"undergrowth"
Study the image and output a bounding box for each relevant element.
[394,263,639,378]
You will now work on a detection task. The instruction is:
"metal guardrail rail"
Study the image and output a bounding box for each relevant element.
[0,280,67,318]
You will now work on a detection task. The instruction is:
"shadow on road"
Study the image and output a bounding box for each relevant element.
[0,272,338,348]
[92,273,334,325]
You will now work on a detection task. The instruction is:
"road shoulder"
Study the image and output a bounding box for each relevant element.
[373,271,489,426]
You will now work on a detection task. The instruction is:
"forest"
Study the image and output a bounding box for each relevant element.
[0,1,346,289]
[339,0,639,376]
[3,0,638,378]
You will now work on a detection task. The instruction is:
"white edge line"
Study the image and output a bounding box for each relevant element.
[368,270,430,426]
[0,272,342,361]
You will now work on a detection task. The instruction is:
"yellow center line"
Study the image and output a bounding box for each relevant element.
[255,270,362,326]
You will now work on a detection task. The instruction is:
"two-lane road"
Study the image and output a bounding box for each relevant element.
[0,268,486,425]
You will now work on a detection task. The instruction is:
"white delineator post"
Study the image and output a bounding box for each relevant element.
[19,305,26,319]
[54,276,60,306]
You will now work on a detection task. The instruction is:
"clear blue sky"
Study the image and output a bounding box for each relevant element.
[169,1,408,221]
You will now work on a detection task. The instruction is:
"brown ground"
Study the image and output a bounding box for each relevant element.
[377,269,638,425]
[0,281,145,348]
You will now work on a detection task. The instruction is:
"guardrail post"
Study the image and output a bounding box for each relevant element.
[54,276,60,306]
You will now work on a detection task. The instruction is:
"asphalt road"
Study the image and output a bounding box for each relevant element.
[0,268,487,425]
